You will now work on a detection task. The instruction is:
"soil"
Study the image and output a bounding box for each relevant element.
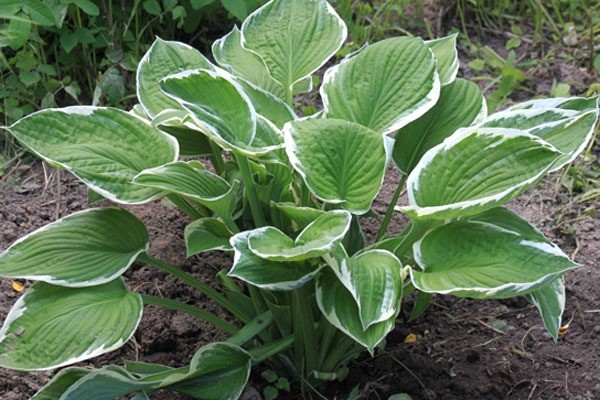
[1,22,599,400]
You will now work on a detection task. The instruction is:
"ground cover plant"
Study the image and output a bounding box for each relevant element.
[0,0,599,398]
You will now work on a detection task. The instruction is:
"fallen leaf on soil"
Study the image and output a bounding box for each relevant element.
[11,281,25,292]
[404,333,418,344]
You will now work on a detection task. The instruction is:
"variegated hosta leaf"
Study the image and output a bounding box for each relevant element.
[8,107,179,204]
[0,279,142,370]
[284,118,387,214]
[152,109,213,156]
[184,217,233,256]
[241,0,347,94]
[33,343,251,400]
[526,277,565,342]
[0,208,148,287]
[321,36,439,135]
[316,268,398,354]
[212,26,285,97]
[426,33,459,86]
[506,95,599,112]
[399,127,562,220]
[271,202,326,230]
[137,37,214,118]
[393,78,486,173]
[235,79,296,129]
[324,249,402,329]
[248,210,351,261]
[133,161,239,219]
[229,231,320,290]
[410,208,577,298]
[480,107,599,172]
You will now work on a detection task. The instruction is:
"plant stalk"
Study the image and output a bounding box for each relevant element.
[376,173,408,241]
[140,294,238,334]
[166,194,205,220]
[234,153,266,227]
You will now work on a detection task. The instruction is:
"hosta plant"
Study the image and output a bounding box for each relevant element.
[1,0,599,398]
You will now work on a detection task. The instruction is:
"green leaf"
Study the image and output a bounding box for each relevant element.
[248,210,351,261]
[213,26,284,98]
[316,268,397,354]
[22,0,55,26]
[74,0,100,16]
[134,161,239,218]
[234,79,296,128]
[8,107,179,203]
[284,118,386,214]
[0,279,142,370]
[143,0,161,15]
[185,217,233,256]
[0,1,21,17]
[426,33,458,85]
[31,368,90,400]
[324,249,402,329]
[137,37,214,118]
[506,96,599,112]
[271,202,325,230]
[480,107,599,172]
[229,231,320,290]
[152,109,213,156]
[0,208,148,287]
[399,127,561,220]
[6,17,31,50]
[241,0,347,93]
[393,78,486,173]
[525,277,565,342]
[410,208,577,298]
[321,36,439,134]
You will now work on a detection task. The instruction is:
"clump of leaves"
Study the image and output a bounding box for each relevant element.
[1,0,599,398]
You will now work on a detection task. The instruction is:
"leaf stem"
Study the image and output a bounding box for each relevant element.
[249,335,295,362]
[376,173,408,241]
[227,311,273,346]
[209,141,225,175]
[234,153,266,227]
[166,194,206,220]
[138,253,249,323]
[140,294,238,334]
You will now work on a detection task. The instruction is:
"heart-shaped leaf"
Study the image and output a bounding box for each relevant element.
[426,33,459,86]
[321,36,439,135]
[0,278,142,370]
[316,268,398,354]
[0,208,148,287]
[526,277,565,342]
[137,37,214,117]
[134,161,239,219]
[241,0,347,94]
[248,210,351,261]
[284,118,387,214]
[393,78,486,173]
[185,217,234,256]
[399,127,561,220]
[410,208,577,298]
[8,107,179,204]
[229,231,320,290]
[325,249,402,329]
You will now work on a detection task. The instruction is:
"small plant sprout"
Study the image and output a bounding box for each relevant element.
[1,0,598,398]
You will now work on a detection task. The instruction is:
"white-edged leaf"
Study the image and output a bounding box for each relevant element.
[271,202,326,230]
[321,36,439,135]
[411,208,577,298]
[248,210,351,261]
[393,78,486,173]
[235,79,296,128]
[229,231,320,290]
[7,107,179,204]
[324,249,402,329]
[316,268,398,354]
[133,161,239,218]
[526,277,565,342]
[284,118,386,214]
[31,368,90,400]
[152,109,213,156]
[0,278,142,371]
[241,0,347,93]
[184,217,233,256]
[426,33,459,85]
[399,127,562,220]
[136,37,214,118]
[0,208,148,287]
[506,96,599,112]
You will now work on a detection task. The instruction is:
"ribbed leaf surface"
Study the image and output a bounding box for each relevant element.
[8,107,179,204]
[137,38,214,117]
[185,218,233,256]
[0,279,142,370]
[0,208,148,287]
[400,127,561,219]
[426,33,458,85]
[393,78,486,173]
[284,118,386,214]
[411,208,577,298]
[241,0,346,92]
[321,36,439,134]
